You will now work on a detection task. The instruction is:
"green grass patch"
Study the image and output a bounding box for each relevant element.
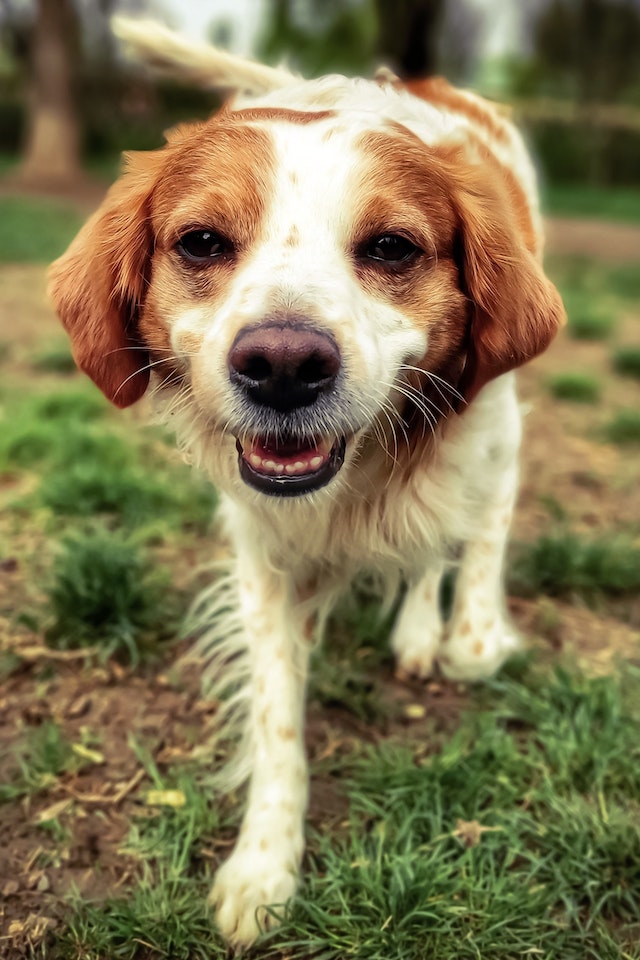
[0,195,84,262]
[542,183,640,224]
[59,752,231,960]
[510,532,640,601]
[0,388,108,471]
[0,721,77,801]
[0,153,18,177]
[284,668,640,959]
[612,346,640,380]
[563,292,615,340]
[38,445,215,531]
[546,371,601,403]
[32,339,77,375]
[0,389,216,532]
[310,585,397,723]
[53,667,640,959]
[604,263,640,302]
[546,257,640,344]
[44,529,183,664]
[602,409,640,445]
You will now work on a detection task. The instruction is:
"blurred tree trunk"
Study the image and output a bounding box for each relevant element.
[18,0,82,187]
[375,0,444,78]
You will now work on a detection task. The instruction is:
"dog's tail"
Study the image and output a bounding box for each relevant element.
[112,16,297,95]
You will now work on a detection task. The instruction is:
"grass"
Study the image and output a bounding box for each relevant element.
[564,295,615,340]
[0,388,108,471]
[32,339,77,374]
[0,388,216,531]
[542,183,640,223]
[2,193,640,958]
[612,346,640,380]
[510,532,640,602]
[0,721,77,801]
[53,666,640,959]
[60,751,232,960]
[45,529,183,664]
[546,258,640,343]
[602,409,640,445]
[309,585,397,723]
[0,195,84,262]
[546,371,601,403]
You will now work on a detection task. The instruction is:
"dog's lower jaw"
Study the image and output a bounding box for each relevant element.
[236,434,347,497]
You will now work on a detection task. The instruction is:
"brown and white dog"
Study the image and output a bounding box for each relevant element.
[49,19,565,949]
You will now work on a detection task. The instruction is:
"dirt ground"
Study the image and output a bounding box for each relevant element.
[0,219,639,955]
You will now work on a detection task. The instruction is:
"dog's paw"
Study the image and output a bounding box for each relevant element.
[210,845,299,949]
[394,645,437,681]
[439,620,520,681]
[391,624,442,681]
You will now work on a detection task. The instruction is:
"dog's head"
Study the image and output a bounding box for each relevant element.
[49,78,565,500]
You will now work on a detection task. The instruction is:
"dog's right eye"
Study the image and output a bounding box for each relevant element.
[177,230,233,262]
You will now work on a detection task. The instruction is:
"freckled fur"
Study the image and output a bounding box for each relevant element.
[49,21,565,950]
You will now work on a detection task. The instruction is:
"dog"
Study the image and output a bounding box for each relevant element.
[48,19,565,949]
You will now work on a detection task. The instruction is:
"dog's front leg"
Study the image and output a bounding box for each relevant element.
[210,553,310,949]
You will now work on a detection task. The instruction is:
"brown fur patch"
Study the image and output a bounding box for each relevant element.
[49,116,276,407]
[353,127,564,431]
[140,121,275,377]
[227,107,335,125]
[403,77,511,146]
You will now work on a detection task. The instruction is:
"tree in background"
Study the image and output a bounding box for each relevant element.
[258,0,378,77]
[510,0,640,185]
[374,0,443,77]
[0,0,151,188]
[257,0,477,84]
[532,0,640,104]
[17,0,82,187]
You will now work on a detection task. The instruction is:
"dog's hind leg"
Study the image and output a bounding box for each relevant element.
[439,464,521,681]
[390,560,445,680]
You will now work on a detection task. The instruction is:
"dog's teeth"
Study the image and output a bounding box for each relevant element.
[243,438,336,478]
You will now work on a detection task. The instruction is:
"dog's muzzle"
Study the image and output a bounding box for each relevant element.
[229,320,347,496]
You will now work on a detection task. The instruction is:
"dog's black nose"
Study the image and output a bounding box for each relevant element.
[228,321,341,412]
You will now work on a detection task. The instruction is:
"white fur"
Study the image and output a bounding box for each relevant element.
[117,20,540,949]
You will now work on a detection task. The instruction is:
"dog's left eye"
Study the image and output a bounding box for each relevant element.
[177,230,233,261]
[362,234,421,264]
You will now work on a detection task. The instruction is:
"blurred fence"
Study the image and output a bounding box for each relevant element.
[511,98,640,185]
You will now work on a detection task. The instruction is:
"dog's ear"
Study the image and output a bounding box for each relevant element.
[48,152,162,407]
[451,159,566,404]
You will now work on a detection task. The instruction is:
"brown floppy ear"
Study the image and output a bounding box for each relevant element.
[48,153,161,407]
[451,161,566,404]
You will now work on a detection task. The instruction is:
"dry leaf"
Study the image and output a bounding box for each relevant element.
[144,789,186,808]
[452,818,502,848]
[403,703,426,720]
[71,743,105,764]
[34,798,72,823]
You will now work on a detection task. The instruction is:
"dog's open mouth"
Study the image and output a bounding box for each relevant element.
[236,435,346,496]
